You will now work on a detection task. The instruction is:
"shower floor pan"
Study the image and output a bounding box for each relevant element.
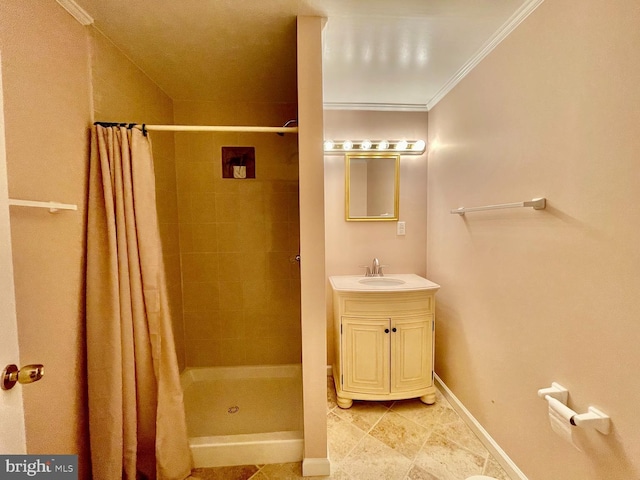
[181,364,303,467]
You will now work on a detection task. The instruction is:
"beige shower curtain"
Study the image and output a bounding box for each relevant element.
[86,125,193,480]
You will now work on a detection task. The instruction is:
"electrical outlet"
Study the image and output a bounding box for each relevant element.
[397,221,406,236]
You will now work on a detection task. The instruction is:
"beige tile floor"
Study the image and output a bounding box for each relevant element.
[192,376,511,480]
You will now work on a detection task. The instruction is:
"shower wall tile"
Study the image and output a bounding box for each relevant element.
[176,161,216,193]
[218,281,244,310]
[243,338,278,365]
[182,282,219,312]
[212,176,241,193]
[240,251,268,278]
[158,222,181,256]
[175,100,300,368]
[238,221,267,252]
[216,223,241,252]
[217,253,244,280]
[266,278,292,305]
[186,339,219,366]
[182,253,219,283]
[164,254,183,299]
[153,146,179,193]
[267,253,294,279]
[179,223,218,253]
[176,192,193,224]
[250,336,302,365]
[190,193,218,224]
[174,133,218,164]
[173,100,237,125]
[232,102,298,126]
[238,191,265,222]
[184,312,217,339]
[215,193,242,222]
[245,312,277,339]
[267,222,291,252]
[288,192,301,222]
[156,190,180,228]
[213,339,248,366]
[178,224,195,253]
[243,280,269,310]
[216,309,246,339]
[90,28,186,371]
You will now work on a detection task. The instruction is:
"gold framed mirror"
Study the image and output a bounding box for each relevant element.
[345,153,399,221]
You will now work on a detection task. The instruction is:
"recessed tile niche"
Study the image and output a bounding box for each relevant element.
[221,146,255,179]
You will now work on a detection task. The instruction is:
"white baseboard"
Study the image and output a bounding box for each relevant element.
[434,374,528,480]
[302,457,331,477]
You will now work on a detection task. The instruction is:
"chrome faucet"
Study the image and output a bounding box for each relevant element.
[362,258,385,277]
[372,258,381,276]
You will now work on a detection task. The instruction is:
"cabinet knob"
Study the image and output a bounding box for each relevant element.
[392,327,397,332]
[384,328,390,334]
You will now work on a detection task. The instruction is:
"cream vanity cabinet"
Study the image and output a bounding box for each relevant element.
[329,274,440,409]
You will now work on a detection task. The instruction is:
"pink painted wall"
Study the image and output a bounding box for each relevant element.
[298,16,329,474]
[427,1,640,478]
[0,2,91,477]
[324,109,429,365]
[1,5,182,477]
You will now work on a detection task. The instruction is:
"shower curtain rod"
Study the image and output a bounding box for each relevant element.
[145,125,298,133]
[94,122,298,134]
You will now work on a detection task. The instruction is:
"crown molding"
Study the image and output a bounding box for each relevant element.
[56,0,94,26]
[323,102,428,112]
[426,0,545,111]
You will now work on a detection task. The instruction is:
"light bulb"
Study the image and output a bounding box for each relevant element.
[343,140,353,150]
[377,140,389,150]
[413,140,426,151]
[396,140,408,151]
[361,140,372,150]
[324,140,334,150]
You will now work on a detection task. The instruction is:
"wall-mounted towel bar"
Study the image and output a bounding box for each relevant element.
[8,198,78,213]
[451,197,546,216]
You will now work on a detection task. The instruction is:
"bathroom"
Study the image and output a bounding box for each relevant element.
[1,1,640,479]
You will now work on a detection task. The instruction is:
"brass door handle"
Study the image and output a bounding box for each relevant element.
[2,364,45,390]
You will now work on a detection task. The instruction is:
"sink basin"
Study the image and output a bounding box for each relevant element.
[330,274,440,293]
[358,278,406,286]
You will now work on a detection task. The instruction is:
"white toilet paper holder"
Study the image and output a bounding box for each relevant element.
[571,406,611,434]
[537,382,568,403]
[538,382,611,435]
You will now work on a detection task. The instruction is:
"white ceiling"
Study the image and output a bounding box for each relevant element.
[70,0,537,110]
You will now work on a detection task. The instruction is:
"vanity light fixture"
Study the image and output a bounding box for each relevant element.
[413,140,426,152]
[323,139,426,155]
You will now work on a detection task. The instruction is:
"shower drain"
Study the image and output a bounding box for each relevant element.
[227,405,240,414]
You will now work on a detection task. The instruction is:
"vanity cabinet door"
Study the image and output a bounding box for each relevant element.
[391,315,433,393]
[342,316,390,395]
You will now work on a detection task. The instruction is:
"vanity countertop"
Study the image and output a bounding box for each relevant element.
[329,274,440,293]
